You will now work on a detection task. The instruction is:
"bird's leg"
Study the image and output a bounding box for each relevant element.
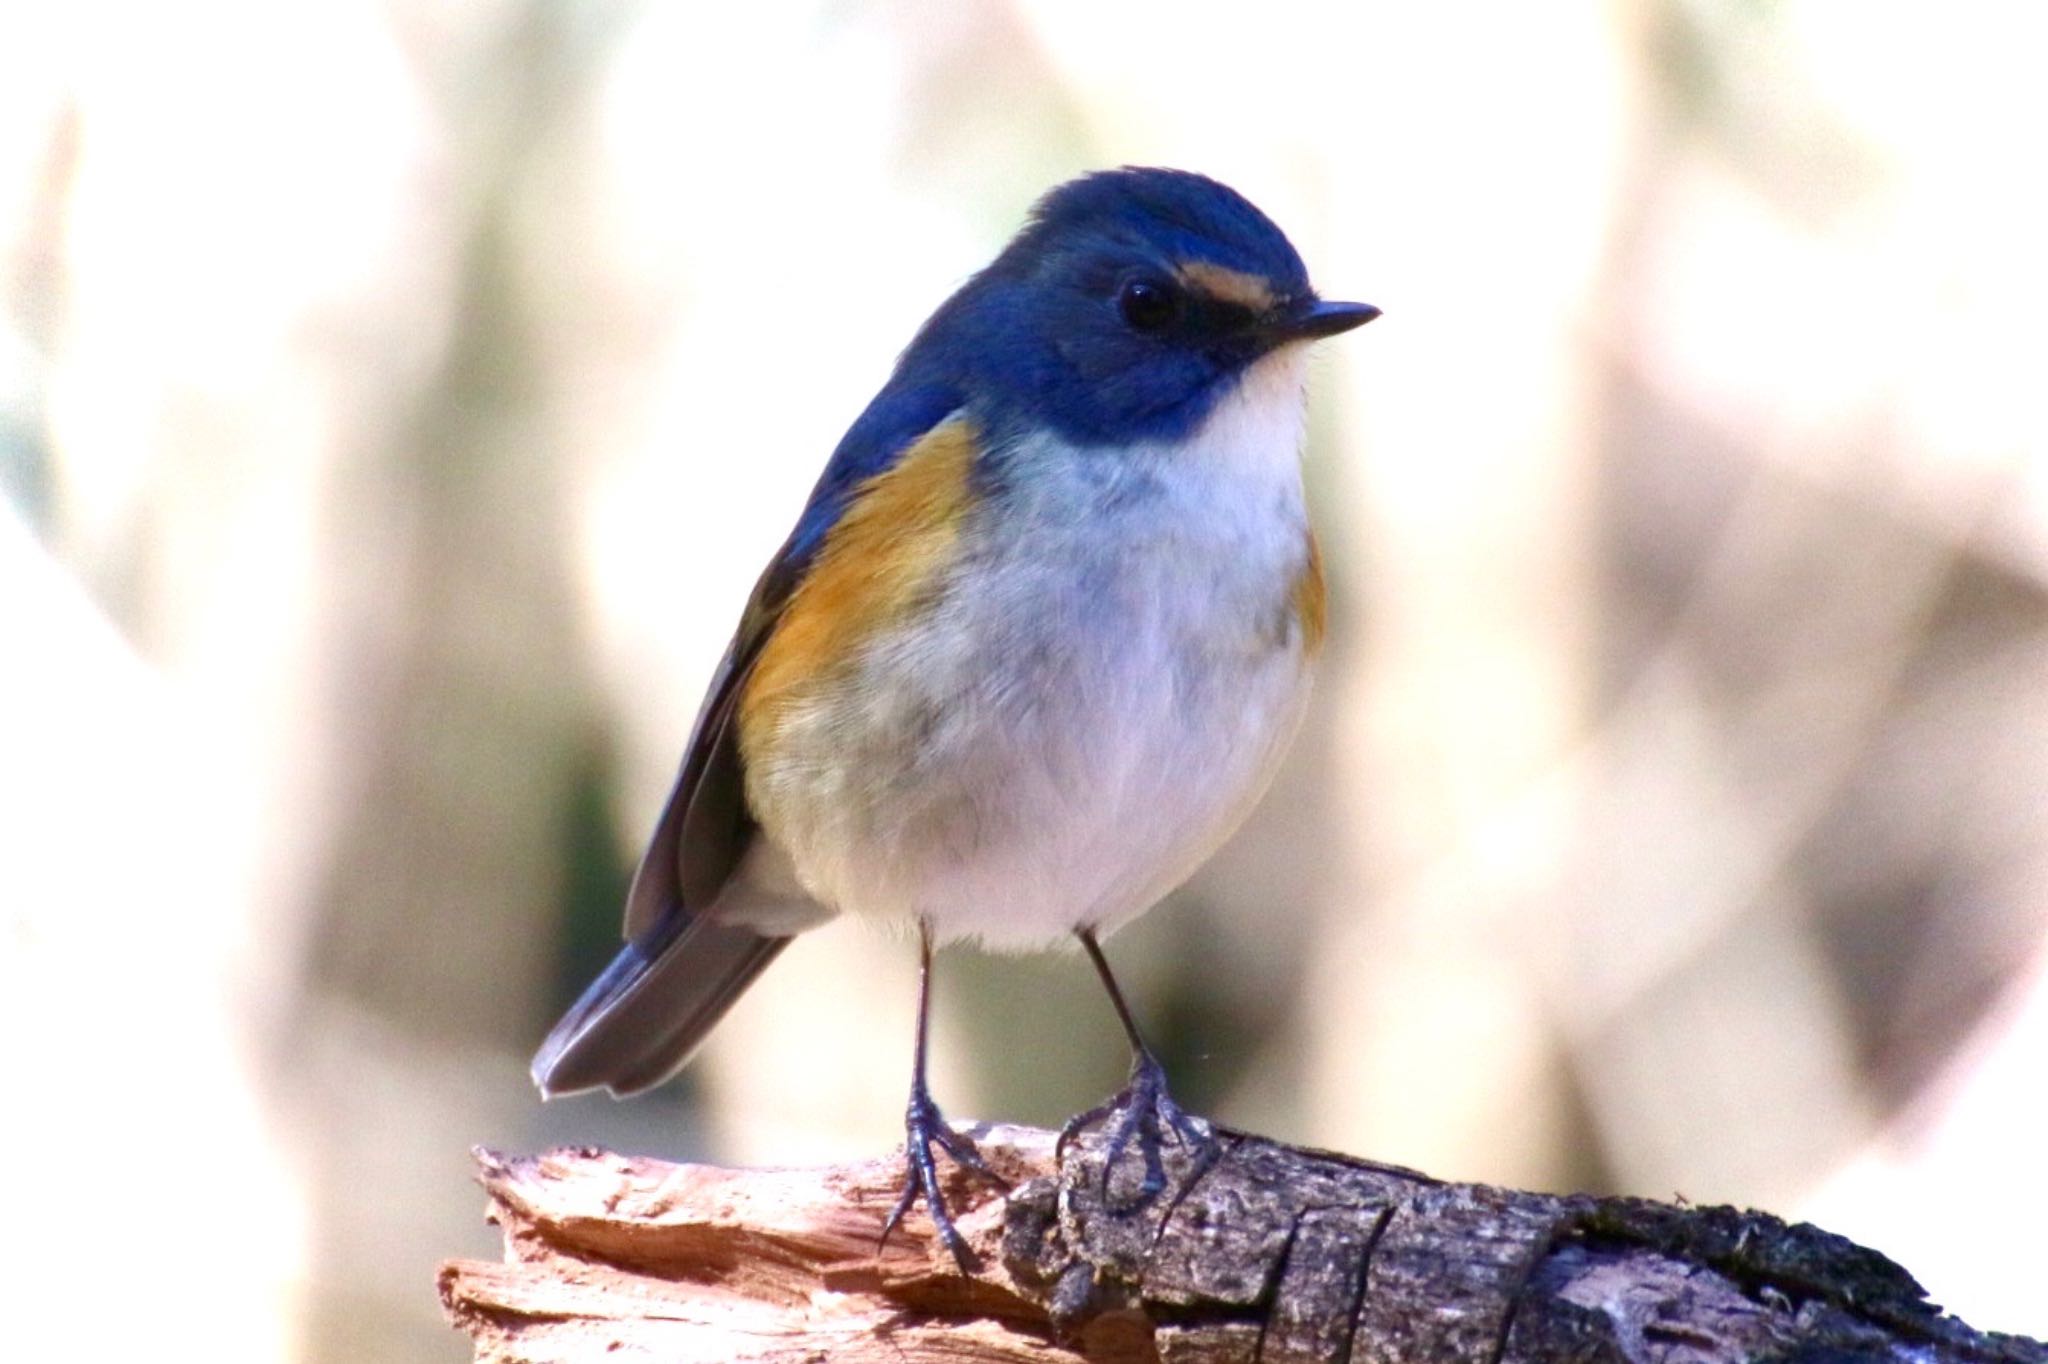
[880,922,1008,1269]
[1058,928,1217,1208]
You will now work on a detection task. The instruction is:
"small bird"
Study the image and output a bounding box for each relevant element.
[533,167,1376,1263]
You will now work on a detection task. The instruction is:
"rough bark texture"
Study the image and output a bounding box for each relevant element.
[439,1118,2044,1364]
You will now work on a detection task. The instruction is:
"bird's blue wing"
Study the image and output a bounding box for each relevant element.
[532,379,962,1098]
[621,379,965,938]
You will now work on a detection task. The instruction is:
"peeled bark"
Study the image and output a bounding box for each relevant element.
[439,1118,2044,1363]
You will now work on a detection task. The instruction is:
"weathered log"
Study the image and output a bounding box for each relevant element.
[439,1116,2044,1363]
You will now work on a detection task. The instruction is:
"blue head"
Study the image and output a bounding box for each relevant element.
[893,167,1376,447]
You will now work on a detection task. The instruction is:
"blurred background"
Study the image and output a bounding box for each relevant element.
[3,1,2044,1358]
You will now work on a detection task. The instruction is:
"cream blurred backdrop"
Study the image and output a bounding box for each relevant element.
[3,2,2044,1359]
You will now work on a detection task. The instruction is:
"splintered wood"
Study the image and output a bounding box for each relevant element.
[439,1121,2044,1364]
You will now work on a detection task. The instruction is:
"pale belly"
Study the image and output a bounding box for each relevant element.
[741,438,1320,950]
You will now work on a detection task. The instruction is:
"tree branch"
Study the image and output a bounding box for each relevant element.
[439,1118,2044,1363]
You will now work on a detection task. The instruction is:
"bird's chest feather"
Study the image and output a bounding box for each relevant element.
[745,353,1321,942]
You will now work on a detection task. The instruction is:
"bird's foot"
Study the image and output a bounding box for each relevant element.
[1058,1049,1217,1211]
[880,1083,1010,1270]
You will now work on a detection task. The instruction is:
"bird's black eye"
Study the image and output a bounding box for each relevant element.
[1117,278,1181,333]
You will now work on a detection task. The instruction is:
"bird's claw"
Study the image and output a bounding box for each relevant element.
[879,1084,1009,1270]
[1058,1050,1216,1211]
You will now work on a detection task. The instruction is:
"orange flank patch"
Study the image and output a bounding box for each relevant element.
[1177,261,1276,313]
[1292,530,1327,654]
[739,419,980,744]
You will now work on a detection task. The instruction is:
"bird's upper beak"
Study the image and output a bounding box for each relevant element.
[1260,297,1381,345]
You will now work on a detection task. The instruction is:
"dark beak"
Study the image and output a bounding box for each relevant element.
[1262,298,1381,344]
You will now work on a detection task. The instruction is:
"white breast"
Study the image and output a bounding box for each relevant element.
[744,349,1320,950]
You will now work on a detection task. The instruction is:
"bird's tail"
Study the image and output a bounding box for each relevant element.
[530,914,790,1099]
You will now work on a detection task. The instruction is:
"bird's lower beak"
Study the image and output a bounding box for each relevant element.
[1263,298,1381,344]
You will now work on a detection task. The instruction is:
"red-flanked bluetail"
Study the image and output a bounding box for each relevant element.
[533,167,1378,1266]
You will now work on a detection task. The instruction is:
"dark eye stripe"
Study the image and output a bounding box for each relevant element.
[1118,279,1181,332]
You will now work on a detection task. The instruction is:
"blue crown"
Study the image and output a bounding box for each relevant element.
[1002,167,1312,298]
[886,168,1326,448]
